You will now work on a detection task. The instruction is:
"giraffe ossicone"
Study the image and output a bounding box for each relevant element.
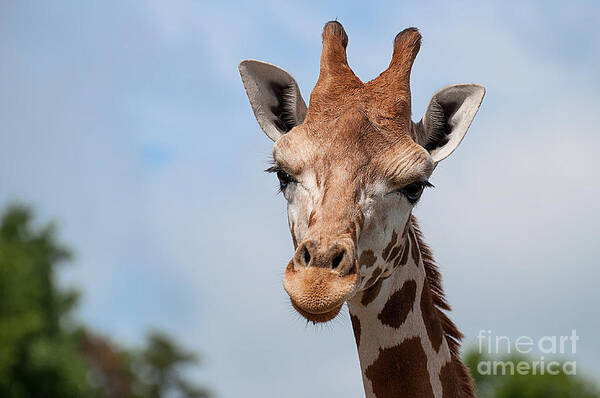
[239,21,484,398]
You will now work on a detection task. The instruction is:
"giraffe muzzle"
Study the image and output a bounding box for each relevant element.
[283,239,359,323]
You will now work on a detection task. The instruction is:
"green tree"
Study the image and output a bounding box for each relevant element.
[0,205,91,397]
[134,332,210,398]
[0,204,211,397]
[464,348,600,398]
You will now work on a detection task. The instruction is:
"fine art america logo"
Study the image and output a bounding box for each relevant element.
[476,330,579,375]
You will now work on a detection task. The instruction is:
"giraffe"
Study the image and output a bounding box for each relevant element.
[239,21,484,398]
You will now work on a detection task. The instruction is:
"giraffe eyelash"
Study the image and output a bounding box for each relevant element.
[266,160,298,194]
[389,180,434,192]
[265,156,285,174]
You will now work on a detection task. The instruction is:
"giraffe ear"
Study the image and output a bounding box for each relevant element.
[413,84,485,162]
[239,60,307,142]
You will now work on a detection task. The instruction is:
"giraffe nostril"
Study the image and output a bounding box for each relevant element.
[332,251,345,269]
[303,247,311,266]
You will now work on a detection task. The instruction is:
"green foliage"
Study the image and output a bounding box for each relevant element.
[0,205,91,398]
[135,332,210,398]
[0,204,211,397]
[464,348,600,398]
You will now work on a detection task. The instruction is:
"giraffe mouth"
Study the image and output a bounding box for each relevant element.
[290,300,343,323]
[283,262,359,323]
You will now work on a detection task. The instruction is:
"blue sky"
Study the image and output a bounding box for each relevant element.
[1,1,599,396]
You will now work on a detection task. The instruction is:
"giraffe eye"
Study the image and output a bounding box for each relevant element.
[276,170,296,191]
[400,181,432,203]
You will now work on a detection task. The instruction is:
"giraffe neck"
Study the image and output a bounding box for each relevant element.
[348,218,474,398]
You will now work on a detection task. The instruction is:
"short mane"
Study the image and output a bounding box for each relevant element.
[411,215,476,397]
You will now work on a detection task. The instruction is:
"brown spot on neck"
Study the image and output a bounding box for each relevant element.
[394,243,409,267]
[421,279,444,352]
[361,268,383,307]
[409,227,420,266]
[363,267,382,290]
[399,240,411,265]
[439,360,460,398]
[365,337,434,398]
[359,250,377,268]
[377,280,417,328]
[386,244,402,264]
[381,230,398,260]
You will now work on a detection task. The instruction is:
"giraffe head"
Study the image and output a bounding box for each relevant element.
[240,22,484,323]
